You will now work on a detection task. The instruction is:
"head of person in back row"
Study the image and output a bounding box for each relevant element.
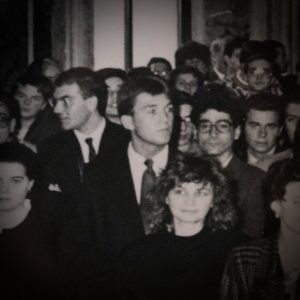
[0,91,21,144]
[13,72,56,143]
[169,65,204,96]
[147,57,172,81]
[50,67,107,135]
[117,75,174,159]
[175,41,211,80]
[244,93,284,165]
[244,53,277,94]
[191,84,242,168]
[95,68,127,125]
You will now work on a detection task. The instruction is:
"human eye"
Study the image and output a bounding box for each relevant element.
[173,187,184,195]
[199,121,210,131]
[248,121,259,128]
[15,92,25,99]
[11,177,23,184]
[286,115,298,123]
[267,123,279,130]
[218,121,231,130]
[166,104,174,114]
[32,96,43,102]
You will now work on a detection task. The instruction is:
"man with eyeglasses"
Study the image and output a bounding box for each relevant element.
[38,67,129,194]
[192,84,265,239]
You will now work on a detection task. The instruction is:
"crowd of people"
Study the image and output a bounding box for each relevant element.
[0,37,300,299]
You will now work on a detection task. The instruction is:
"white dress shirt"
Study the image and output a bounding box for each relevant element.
[74,119,106,163]
[127,142,169,204]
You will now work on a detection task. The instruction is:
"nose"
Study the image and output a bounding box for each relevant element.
[181,120,187,132]
[258,126,267,138]
[184,194,196,206]
[209,124,218,137]
[23,97,32,105]
[53,101,64,114]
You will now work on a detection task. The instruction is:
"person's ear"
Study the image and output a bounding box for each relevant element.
[86,96,98,112]
[28,180,34,192]
[120,115,134,131]
[234,125,241,140]
[270,200,281,218]
[9,118,16,133]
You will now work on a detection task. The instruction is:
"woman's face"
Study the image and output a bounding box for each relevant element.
[0,162,33,212]
[167,181,214,227]
[271,181,300,233]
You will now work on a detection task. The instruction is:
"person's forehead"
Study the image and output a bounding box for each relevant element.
[134,92,170,109]
[284,181,300,198]
[247,109,279,123]
[286,103,300,117]
[16,83,41,95]
[199,109,232,121]
[150,62,168,71]
[105,77,124,88]
[248,59,271,69]
[0,162,27,176]
[177,73,197,82]
[54,82,81,98]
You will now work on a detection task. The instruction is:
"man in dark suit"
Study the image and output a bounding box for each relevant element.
[192,84,265,239]
[37,67,129,194]
[104,75,174,260]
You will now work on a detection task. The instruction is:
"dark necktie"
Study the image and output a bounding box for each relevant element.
[85,137,96,162]
[140,159,160,234]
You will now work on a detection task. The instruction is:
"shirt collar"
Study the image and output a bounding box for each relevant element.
[128,142,169,176]
[74,119,106,161]
[247,147,276,165]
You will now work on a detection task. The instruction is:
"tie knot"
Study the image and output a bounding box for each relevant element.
[144,159,154,169]
[85,137,93,147]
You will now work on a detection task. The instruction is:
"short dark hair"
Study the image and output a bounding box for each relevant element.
[0,142,40,180]
[95,67,128,82]
[158,153,237,231]
[147,57,172,71]
[285,86,300,107]
[14,72,54,101]
[169,65,205,90]
[244,54,275,74]
[55,67,108,116]
[175,41,211,68]
[192,83,242,128]
[245,93,284,125]
[117,75,169,116]
[169,89,193,107]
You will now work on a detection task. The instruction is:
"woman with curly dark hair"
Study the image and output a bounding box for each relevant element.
[115,153,247,300]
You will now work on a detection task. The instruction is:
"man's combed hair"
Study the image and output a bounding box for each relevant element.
[55,67,108,116]
[191,83,242,128]
[158,153,237,232]
[117,75,169,116]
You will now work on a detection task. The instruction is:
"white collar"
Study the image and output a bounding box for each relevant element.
[127,142,169,203]
[74,119,106,163]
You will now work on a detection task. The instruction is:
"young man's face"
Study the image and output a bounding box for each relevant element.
[175,73,198,96]
[53,83,93,131]
[128,92,173,149]
[246,59,273,92]
[285,103,300,143]
[149,62,170,80]
[245,109,282,155]
[15,84,46,120]
[196,109,240,159]
[178,104,194,147]
[105,76,124,119]
[0,162,33,212]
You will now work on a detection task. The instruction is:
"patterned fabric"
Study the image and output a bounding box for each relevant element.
[140,159,162,235]
[220,238,300,300]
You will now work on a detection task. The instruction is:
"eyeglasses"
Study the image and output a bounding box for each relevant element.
[49,96,72,109]
[198,120,233,133]
[0,113,10,128]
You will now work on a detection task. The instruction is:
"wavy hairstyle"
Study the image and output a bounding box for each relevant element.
[157,153,237,232]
